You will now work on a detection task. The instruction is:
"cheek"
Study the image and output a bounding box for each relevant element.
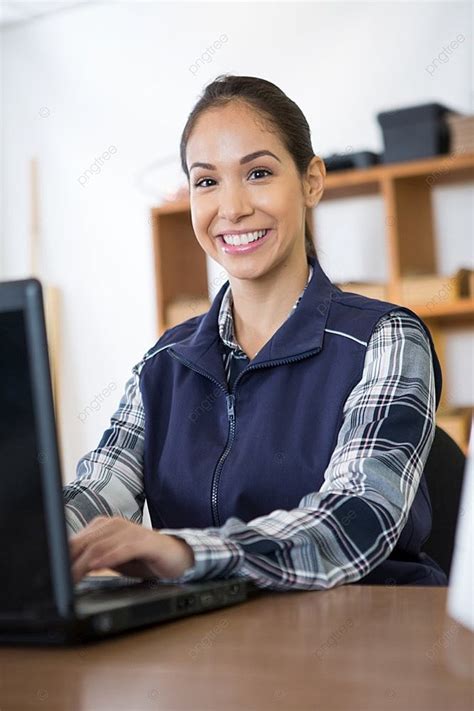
[191,213,216,253]
[191,201,210,225]
[191,209,208,239]
[195,235,214,255]
[193,206,223,247]
[253,184,288,214]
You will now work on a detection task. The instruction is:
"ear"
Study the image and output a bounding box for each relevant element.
[303,156,326,208]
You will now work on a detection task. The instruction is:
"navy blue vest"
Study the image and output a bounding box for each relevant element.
[141,256,447,586]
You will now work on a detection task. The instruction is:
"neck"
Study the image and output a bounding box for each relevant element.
[229,252,310,359]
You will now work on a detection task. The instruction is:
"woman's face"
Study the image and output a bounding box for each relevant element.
[186,101,322,281]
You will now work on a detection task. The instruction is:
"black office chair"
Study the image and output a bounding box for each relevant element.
[421,425,466,580]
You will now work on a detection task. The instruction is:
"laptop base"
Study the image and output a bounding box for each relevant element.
[0,578,249,646]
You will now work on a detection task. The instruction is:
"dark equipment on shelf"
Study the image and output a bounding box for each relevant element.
[377,102,454,163]
[322,151,380,172]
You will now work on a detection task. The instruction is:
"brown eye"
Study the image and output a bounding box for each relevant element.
[249,168,272,180]
[194,178,215,188]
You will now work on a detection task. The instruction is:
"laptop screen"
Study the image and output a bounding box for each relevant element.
[0,307,55,614]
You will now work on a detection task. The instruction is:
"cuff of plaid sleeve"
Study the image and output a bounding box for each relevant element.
[158,529,244,583]
[64,507,84,538]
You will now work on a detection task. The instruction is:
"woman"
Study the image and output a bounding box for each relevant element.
[65,74,447,589]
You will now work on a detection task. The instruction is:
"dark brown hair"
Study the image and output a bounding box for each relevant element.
[179,73,318,259]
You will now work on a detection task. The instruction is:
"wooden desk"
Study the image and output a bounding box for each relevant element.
[0,586,472,710]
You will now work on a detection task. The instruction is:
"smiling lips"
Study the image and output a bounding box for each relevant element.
[217,228,273,253]
[220,228,268,246]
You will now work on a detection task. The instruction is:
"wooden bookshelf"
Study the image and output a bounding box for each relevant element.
[322,151,474,199]
[412,298,474,323]
[150,151,474,448]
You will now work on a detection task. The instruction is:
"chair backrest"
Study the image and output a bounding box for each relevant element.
[422,425,466,579]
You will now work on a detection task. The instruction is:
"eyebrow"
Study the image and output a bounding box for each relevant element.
[189,150,281,173]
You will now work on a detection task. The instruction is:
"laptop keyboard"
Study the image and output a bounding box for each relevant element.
[74,575,147,596]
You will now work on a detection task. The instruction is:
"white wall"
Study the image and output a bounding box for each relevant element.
[1,1,473,493]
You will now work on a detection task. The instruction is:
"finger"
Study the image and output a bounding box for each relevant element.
[71,526,149,582]
[69,516,110,549]
[71,527,127,580]
[70,526,122,572]
[72,537,141,583]
[69,517,117,561]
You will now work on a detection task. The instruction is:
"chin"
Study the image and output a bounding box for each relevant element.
[227,261,272,280]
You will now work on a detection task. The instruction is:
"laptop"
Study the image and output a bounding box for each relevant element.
[0,277,252,646]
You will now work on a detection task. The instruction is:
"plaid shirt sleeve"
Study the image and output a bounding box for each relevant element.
[158,309,438,591]
[63,358,147,536]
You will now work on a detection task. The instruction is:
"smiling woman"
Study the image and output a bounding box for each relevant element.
[64,74,448,591]
[179,76,326,355]
[180,75,321,263]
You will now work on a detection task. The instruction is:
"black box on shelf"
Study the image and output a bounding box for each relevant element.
[377,102,453,163]
[323,151,380,171]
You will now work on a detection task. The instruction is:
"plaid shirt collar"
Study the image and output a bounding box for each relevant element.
[218,262,314,352]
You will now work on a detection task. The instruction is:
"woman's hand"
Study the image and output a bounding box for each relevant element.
[69,516,195,584]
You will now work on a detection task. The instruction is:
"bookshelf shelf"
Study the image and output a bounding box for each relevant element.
[322,151,474,199]
[411,298,474,323]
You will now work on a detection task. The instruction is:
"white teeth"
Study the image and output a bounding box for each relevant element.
[222,229,268,246]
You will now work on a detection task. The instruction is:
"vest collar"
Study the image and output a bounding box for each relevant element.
[169,255,333,380]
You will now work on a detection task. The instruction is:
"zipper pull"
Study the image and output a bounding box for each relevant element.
[226,393,235,422]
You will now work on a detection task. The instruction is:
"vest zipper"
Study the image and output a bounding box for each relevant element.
[210,392,236,526]
[168,346,321,526]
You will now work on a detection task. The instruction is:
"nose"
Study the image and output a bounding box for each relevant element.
[217,183,253,223]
